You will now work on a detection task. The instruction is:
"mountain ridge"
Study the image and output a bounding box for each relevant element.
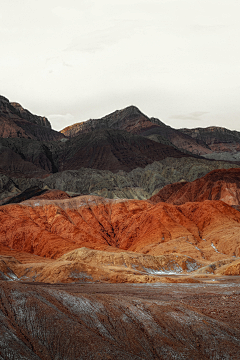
[0,95,64,141]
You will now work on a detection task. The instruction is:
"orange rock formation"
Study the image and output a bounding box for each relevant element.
[1,195,240,262]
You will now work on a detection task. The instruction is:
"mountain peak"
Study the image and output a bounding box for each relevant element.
[0,95,9,104]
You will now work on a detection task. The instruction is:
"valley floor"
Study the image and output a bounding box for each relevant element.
[1,278,240,359]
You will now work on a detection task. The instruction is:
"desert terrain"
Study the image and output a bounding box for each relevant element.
[1,96,240,358]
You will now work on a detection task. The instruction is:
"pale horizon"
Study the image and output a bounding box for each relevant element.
[1,0,240,132]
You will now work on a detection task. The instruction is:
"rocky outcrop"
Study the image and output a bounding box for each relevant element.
[38,157,240,197]
[181,126,240,148]
[0,95,64,141]
[10,101,51,128]
[150,168,240,206]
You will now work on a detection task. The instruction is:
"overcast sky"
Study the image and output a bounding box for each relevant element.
[1,0,240,131]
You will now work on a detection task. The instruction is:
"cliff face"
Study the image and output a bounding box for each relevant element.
[10,101,51,128]
[0,95,64,141]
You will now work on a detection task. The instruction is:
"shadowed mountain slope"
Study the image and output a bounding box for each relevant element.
[0,128,191,178]
[61,105,211,155]
[0,95,64,141]
[53,129,191,172]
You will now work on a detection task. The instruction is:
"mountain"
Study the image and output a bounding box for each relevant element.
[1,96,240,202]
[0,95,64,141]
[180,126,240,160]
[150,168,240,206]
[61,105,211,155]
[53,128,191,172]
[0,128,192,178]
[1,97,240,359]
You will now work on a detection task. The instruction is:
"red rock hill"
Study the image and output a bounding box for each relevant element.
[151,168,240,206]
[1,196,240,261]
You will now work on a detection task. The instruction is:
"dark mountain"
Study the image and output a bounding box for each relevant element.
[180,126,240,160]
[0,95,65,141]
[49,128,191,173]
[0,137,58,177]
[180,126,240,148]
[1,96,240,203]
[0,126,191,178]
[61,105,211,155]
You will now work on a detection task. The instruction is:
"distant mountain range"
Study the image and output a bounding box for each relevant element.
[61,105,240,161]
[61,105,211,155]
[1,94,240,203]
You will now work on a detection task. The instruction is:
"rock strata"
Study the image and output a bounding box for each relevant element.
[61,105,211,155]
[1,196,240,261]
[151,168,240,206]
[181,126,240,159]
[1,158,240,203]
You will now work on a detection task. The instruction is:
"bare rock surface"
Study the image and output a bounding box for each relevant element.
[1,196,240,262]
[151,168,240,206]
[61,105,211,155]
[0,95,64,141]
[1,157,239,203]
[181,126,240,160]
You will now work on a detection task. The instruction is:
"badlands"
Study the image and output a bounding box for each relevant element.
[1,97,240,358]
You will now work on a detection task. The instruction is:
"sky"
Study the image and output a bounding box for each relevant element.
[1,0,240,131]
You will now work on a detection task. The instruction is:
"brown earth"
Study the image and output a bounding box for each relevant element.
[151,168,240,206]
[0,280,240,359]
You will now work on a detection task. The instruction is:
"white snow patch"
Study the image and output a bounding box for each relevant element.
[143,264,183,275]
[211,243,220,253]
